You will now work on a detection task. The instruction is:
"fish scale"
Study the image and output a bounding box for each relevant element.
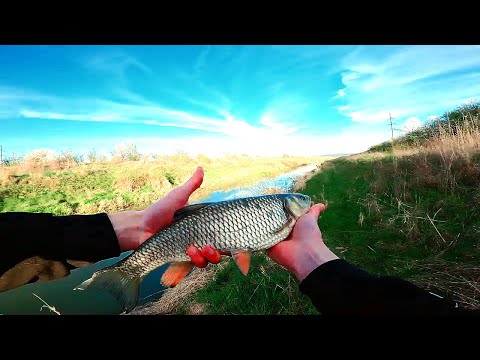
[127,196,279,275]
[75,192,311,313]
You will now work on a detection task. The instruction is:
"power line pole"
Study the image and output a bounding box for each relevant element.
[388,113,395,141]
[0,145,2,164]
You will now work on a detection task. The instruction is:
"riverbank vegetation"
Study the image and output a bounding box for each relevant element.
[0,153,330,215]
[149,102,480,315]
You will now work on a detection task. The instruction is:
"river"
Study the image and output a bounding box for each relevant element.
[0,164,318,315]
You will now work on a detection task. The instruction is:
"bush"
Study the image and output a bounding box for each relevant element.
[112,143,141,161]
[58,149,84,164]
[369,101,480,152]
[87,149,98,163]
[23,149,58,164]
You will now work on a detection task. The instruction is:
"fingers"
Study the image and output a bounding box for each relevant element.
[186,246,208,268]
[201,245,222,264]
[186,245,222,267]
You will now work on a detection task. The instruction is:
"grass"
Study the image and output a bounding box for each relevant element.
[0,154,329,216]
[177,255,318,315]
[179,152,479,314]
[177,103,480,314]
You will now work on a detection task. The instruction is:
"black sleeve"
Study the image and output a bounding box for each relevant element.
[299,259,478,316]
[0,212,121,277]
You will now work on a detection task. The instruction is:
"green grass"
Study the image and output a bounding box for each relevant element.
[178,255,318,315]
[0,155,329,216]
[0,168,116,215]
[187,153,480,314]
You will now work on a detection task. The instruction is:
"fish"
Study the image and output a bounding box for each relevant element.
[74,193,312,313]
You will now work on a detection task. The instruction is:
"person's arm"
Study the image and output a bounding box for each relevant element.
[1,167,211,292]
[189,203,477,316]
[268,203,475,316]
[0,212,121,278]
[298,258,465,316]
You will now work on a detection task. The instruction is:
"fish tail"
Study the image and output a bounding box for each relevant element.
[74,265,142,313]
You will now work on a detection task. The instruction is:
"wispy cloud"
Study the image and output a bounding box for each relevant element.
[332,89,346,99]
[4,45,480,158]
[83,50,153,77]
[15,93,302,140]
[402,117,422,133]
[333,45,480,124]
[193,46,211,74]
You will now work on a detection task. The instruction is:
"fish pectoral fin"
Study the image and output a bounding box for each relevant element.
[231,250,252,276]
[273,215,296,236]
[161,261,194,288]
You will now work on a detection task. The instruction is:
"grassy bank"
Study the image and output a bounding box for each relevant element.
[171,104,480,315]
[173,152,479,314]
[0,155,329,215]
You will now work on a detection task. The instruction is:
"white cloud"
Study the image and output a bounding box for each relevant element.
[402,117,422,133]
[102,124,390,158]
[194,46,211,74]
[19,110,126,123]
[333,89,346,98]
[338,107,413,124]
[17,96,304,141]
[333,46,480,125]
[83,51,153,77]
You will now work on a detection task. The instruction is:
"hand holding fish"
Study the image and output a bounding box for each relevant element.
[266,203,339,280]
[78,166,313,313]
[108,166,210,268]
[186,203,339,280]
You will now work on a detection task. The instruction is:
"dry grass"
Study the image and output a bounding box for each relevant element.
[412,261,480,309]
[128,260,230,315]
[362,123,480,250]
[32,293,61,315]
[1,154,329,216]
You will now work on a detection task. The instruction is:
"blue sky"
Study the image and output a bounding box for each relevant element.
[1,45,480,158]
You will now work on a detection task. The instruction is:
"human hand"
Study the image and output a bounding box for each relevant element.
[108,166,204,253]
[183,203,339,277]
[186,245,223,268]
[266,203,339,281]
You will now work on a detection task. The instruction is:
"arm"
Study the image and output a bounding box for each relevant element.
[0,167,209,292]
[299,259,463,316]
[268,203,471,316]
[0,211,120,275]
[190,203,475,316]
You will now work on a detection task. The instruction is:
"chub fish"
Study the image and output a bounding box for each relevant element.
[74,193,311,313]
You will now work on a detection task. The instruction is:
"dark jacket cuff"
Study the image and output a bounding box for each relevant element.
[299,259,460,316]
[50,213,122,262]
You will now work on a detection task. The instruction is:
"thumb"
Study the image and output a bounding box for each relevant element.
[307,203,326,219]
[164,166,204,207]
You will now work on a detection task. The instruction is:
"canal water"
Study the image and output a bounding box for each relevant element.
[0,164,317,315]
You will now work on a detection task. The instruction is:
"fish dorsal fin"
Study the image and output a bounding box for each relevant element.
[173,203,211,222]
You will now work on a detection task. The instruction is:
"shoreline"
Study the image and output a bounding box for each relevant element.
[127,163,324,315]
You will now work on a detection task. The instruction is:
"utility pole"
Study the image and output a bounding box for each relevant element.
[0,145,2,164]
[388,113,395,141]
